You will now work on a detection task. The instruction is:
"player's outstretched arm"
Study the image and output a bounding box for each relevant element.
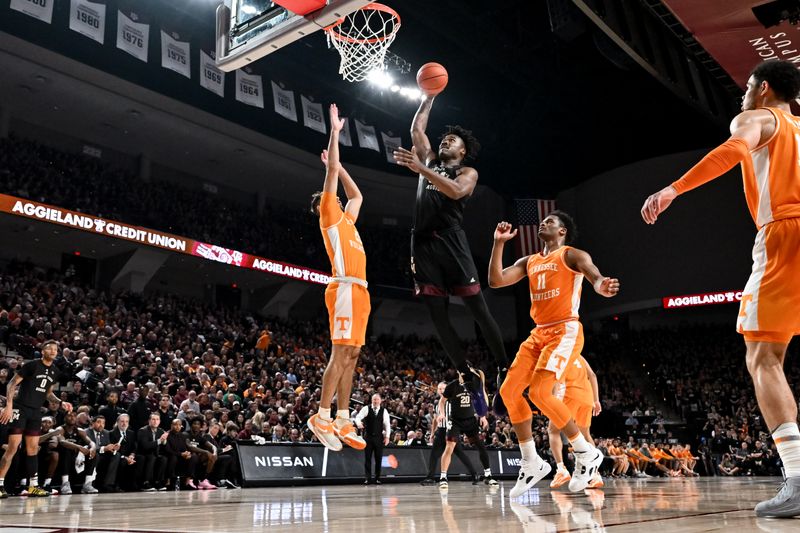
[410,95,436,164]
[337,166,363,222]
[564,248,620,298]
[641,109,771,224]
[488,222,528,288]
[321,104,345,195]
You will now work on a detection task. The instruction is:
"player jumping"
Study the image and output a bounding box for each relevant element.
[394,94,509,415]
[489,214,619,497]
[306,104,368,453]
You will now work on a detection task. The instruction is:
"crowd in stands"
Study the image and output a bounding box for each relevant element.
[594,325,799,477]
[2,258,792,495]
[0,135,411,287]
[0,261,514,494]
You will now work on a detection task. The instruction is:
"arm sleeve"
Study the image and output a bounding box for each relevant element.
[670,138,750,195]
[319,192,343,227]
[383,411,391,436]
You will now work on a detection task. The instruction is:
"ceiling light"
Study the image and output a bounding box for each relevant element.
[367,69,393,89]
[404,88,421,100]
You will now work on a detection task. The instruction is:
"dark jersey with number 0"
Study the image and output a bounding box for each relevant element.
[444,380,475,420]
[16,359,59,408]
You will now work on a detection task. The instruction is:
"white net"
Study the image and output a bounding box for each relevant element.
[326,3,400,83]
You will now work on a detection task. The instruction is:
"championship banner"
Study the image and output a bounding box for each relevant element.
[235,69,264,109]
[338,117,353,147]
[199,50,225,97]
[0,194,330,286]
[160,31,191,79]
[300,96,326,134]
[380,132,402,164]
[69,0,106,44]
[10,0,54,24]
[236,443,521,487]
[271,81,297,121]
[116,11,149,62]
[354,119,379,152]
[663,290,743,309]
[662,1,800,94]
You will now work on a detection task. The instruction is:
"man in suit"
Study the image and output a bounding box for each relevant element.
[109,414,137,491]
[85,415,120,493]
[354,394,391,484]
[136,412,168,491]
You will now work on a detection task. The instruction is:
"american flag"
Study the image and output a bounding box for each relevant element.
[515,199,557,256]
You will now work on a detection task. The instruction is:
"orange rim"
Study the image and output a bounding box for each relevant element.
[324,3,401,45]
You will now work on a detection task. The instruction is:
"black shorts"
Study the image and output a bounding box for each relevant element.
[411,227,481,297]
[446,416,479,442]
[8,405,43,436]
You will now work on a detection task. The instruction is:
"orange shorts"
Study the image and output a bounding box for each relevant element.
[737,217,800,344]
[555,379,593,428]
[500,321,584,424]
[325,282,370,346]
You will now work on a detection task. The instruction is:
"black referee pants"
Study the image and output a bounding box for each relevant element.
[427,429,476,478]
[364,438,384,481]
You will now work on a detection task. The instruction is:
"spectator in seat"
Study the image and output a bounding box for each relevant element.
[165,419,199,490]
[180,390,201,415]
[37,417,60,492]
[208,421,239,488]
[127,386,151,433]
[136,412,168,491]
[55,411,96,495]
[85,415,120,493]
[98,391,125,429]
[719,453,741,476]
[120,382,139,408]
[109,414,137,491]
[185,417,217,490]
[156,394,176,432]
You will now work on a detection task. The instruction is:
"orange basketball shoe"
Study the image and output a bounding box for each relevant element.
[307,414,343,451]
[550,468,571,489]
[334,418,366,450]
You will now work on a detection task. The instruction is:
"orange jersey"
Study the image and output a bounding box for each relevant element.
[527,246,584,326]
[563,354,589,386]
[319,192,367,280]
[741,107,800,229]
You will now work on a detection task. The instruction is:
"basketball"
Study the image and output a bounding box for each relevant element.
[416,62,448,96]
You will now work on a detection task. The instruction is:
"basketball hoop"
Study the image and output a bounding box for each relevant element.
[324,3,400,83]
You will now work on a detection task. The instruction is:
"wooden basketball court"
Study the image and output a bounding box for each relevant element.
[1,477,797,532]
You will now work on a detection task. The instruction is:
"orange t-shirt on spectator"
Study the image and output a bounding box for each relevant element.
[256,331,271,351]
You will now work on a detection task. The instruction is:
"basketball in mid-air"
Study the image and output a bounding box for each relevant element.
[416,62,448,96]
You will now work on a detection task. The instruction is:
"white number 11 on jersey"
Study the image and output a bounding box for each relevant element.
[537,273,546,290]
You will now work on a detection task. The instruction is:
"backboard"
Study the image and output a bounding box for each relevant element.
[215,0,372,72]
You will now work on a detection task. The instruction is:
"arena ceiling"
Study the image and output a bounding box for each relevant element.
[0,0,738,198]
